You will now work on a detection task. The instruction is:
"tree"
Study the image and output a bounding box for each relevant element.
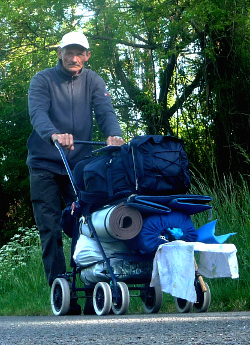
[1,0,250,243]
[78,0,250,179]
[0,0,81,243]
[79,0,203,135]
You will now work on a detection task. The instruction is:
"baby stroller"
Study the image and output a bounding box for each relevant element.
[50,137,234,316]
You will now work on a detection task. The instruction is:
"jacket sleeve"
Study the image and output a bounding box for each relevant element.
[91,74,123,138]
[28,72,60,143]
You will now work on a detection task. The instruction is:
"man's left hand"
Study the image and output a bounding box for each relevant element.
[107,136,125,146]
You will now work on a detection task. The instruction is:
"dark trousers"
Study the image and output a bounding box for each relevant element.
[29,168,76,286]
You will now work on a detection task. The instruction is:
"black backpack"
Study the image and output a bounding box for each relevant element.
[81,135,190,197]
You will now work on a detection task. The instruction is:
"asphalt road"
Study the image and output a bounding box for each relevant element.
[0,311,249,345]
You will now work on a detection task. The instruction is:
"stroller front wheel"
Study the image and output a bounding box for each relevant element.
[51,277,71,316]
[93,282,112,315]
[111,282,130,315]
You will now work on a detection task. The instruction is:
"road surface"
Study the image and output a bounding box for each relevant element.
[0,311,249,344]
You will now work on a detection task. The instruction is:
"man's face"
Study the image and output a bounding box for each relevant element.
[57,45,91,75]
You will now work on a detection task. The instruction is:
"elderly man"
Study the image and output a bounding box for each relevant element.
[27,32,124,312]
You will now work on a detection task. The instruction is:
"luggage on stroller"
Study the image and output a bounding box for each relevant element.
[81,135,191,197]
[51,136,238,317]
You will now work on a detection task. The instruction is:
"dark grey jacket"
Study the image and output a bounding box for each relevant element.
[27,60,123,174]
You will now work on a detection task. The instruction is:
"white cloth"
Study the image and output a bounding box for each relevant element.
[73,234,130,267]
[150,240,239,303]
[74,234,151,286]
[195,242,239,279]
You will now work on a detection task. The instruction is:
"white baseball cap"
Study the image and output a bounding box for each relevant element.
[60,32,90,49]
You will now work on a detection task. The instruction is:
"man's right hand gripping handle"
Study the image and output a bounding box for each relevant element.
[51,133,74,151]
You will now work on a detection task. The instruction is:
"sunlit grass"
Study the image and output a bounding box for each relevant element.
[0,227,50,315]
[190,172,250,311]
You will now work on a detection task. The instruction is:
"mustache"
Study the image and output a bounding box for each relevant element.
[67,63,81,66]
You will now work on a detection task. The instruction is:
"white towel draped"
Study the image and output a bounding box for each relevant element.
[150,240,238,303]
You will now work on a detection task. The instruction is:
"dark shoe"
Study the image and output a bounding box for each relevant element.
[67,299,82,315]
[84,292,95,315]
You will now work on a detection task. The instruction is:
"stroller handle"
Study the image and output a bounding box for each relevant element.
[54,141,78,196]
[74,140,107,146]
[54,140,107,197]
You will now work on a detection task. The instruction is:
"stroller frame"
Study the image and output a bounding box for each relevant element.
[50,141,211,316]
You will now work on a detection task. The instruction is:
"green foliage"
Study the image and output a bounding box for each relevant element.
[191,173,250,311]
[0,226,40,281]
[0,0,81,243]
[80,0,250,178]
[0,226,73,315]
[1,0,250,244]
[0,226,50,315]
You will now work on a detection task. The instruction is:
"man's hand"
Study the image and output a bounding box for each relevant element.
[51,133,74,150]
[107,136,125,146]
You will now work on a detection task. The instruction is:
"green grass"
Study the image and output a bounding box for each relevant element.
[190,173,250,311]
[0,252,51,315]
[0,227,51,315]
[1,173,250,315]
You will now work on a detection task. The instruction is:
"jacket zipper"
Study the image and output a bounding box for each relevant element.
[65,77,74,165]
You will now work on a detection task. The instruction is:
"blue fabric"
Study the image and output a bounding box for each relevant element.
[168,228,183,239]
[127,194,212,215]
[125,211,197,254]
[166,197,212,214]
[196,220,237,244]
[126,202,171,215]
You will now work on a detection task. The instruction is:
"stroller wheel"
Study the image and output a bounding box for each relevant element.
[51,278,71,316]
[111,282,130,315]
[193,281,211,313]
[141,284,163,314]
[93,282,112,316]
[174,297,193,313]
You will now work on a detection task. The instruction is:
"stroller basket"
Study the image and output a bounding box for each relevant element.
[79,254,153,287]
